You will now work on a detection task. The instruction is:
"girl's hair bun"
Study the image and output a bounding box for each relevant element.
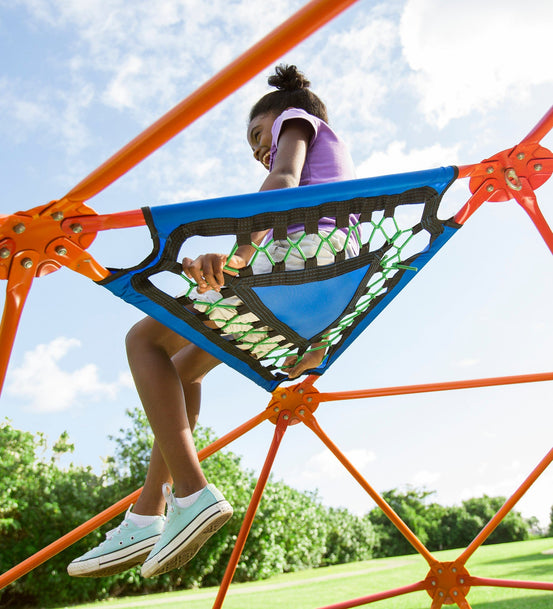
[268,64,310,91]
[249,63,328,124]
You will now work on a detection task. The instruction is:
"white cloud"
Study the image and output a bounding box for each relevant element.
[294,448,376,483]
[357,140,460,177]
[456,358,480,368]
[411,469,440,486]
[19,0,303,118]
[6,337,132,412]
[400,0,553,126]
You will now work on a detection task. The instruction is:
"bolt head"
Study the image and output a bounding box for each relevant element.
[70,223,83,234]
[486,184,494,192]
[299,409,305,415]
[51,211,64,221]
[273,406,279,413]
[21,257,33,269]
[13,223,26,234]
[306,396,313,403]
[283,414,289,420]
[486,166,494,174]
[517,152,525,160]
[0,248,10,259]
[55,246,68,256]
[534,163,543,171]
[281,393,287,399]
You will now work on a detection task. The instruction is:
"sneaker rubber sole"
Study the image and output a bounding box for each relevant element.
[68,536,159,577]
[141,500,233,578]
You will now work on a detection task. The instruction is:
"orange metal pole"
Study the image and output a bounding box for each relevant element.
[212,412,290,609]
[61,209,146,234]
[58,0,359,209]
[316,371,553,404]
[298,409,437,565]
[467,576,553,592]
[0,252,38,396]
[511,182,553,255]
[315,580,429,609]
[457,444,553,565]
[520,104,553,145]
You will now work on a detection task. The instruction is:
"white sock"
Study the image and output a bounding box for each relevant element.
[174,487,206,508]
[127,511,161,528]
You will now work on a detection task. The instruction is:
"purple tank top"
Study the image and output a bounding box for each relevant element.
[269,108,358,244]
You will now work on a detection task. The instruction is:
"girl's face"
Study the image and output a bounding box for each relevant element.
[247,112,276,170]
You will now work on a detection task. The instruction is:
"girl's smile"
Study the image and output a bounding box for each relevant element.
[247,112,276,170]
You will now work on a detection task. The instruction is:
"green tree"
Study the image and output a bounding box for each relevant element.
[322,508,376,565]
[368,487,435,557]
[368,487,534,558]
[0,420,110,607]
[461,495,530,545]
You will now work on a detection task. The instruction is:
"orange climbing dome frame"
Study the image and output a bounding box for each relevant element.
[1,1,553,608]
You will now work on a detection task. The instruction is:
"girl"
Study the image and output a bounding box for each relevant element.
[67,64,356,579]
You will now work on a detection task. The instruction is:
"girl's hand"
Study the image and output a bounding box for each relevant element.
[182,253,247,293]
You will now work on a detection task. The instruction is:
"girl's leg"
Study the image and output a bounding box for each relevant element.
[126,316,220,501]
[133,340,220,515]
[132,440,170,516]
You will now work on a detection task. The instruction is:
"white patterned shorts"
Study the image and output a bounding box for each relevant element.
[190,230,357,359]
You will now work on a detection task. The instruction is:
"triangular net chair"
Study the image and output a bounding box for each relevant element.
[1,2,553,608]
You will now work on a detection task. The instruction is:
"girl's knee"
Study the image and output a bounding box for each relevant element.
[126,317,158,354]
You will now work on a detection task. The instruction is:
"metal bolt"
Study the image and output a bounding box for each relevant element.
[439,592,444,597]
[70,223,83,234]
[13,223,26,234]
[459,578,465,584]
[55,246,68,256]
[431,580,436,586]
[283,414,289,420]
[299,409,305,415]
[486,184,494,192]
[51,211,64,221]
[517,152,525,160]
[438,569,443,574]
[534,163,543,171]
[453,591,458,597]
[21,257,33,269]
[0,248,10,259]
[486,166,494,174]
[298,388,304,394]
[306,397,313,403]
[281,393,287,399]
[452,568,457,573]
[273,406,279,413]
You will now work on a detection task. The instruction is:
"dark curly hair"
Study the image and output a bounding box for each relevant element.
[249,64,329,124]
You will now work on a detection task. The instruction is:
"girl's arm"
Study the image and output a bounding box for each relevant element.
[183,119,312,293]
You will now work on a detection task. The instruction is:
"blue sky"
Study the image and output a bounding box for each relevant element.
[2,0,553,531]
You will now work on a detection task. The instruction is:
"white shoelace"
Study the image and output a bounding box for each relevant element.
[99,505,132,545]
[162,483,175,514]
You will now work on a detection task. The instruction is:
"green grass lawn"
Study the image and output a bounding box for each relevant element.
[57,538,553,609]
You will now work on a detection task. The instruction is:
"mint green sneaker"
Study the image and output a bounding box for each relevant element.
[141,483,233,578]
[67,508,165,577]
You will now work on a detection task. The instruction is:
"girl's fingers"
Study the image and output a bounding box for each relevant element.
[182,254,229,292]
